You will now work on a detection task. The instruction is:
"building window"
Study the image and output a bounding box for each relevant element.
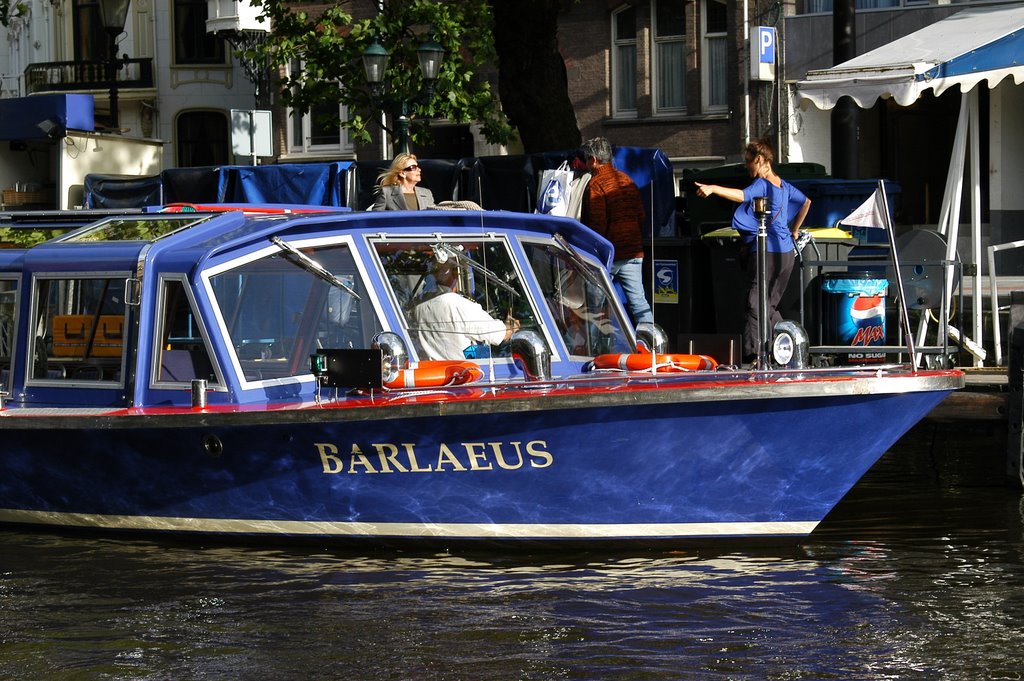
[177,111,230,167]
[701,0,728,112]
[72,0,110,62]
[286,61,353,156]
[653,0,686,114]
[799,0,901,12]
[173,0,225,65]
[611,5,638,118]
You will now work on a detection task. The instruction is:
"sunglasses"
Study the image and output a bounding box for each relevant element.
[403,164,420,171]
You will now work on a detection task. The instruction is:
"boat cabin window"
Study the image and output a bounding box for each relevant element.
[0,279,18,389]
[31,277,127,383]
[522,241,632,358]
[209,242,381,382]
[373,238,537,361]
[155,279,218,386]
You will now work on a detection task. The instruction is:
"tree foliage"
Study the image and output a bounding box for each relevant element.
[0,2,27,28]
[256,0,515,148]
[492,0,580,152]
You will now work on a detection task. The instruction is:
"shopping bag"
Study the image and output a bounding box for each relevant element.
[535,162,573,217]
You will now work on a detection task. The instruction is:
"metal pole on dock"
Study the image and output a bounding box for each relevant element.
[1006,323,1024,489]
[754,196,770,368]
[879,181,917,370]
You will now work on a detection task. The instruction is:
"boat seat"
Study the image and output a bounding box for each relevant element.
[52,314,124,358]
[159,349,196,382]
[73,365,104,381]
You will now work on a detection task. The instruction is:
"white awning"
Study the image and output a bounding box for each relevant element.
[796,5,1024,110]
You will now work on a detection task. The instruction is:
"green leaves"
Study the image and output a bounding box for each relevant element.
[255,0,514,147]
[0,2,27,27]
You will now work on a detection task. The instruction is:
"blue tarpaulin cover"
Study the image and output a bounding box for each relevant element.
[222,162,352,205]
[83,174,162,209]
[83,152,676,234]
[461,147,677,236]
[160,167,227,204]
[86,162,353,209]
[612,146,677,238]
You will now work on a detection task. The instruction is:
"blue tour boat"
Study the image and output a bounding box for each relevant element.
[0,205,961,544]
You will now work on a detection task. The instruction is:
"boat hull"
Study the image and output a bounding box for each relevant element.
[0,370,959,543]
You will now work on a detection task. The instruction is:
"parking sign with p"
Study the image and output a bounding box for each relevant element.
[750,26,776,81]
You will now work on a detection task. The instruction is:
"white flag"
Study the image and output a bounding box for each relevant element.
[840,188,888,229]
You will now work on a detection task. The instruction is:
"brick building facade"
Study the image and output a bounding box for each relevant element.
[275,1,788,176]
[556,1,776,169]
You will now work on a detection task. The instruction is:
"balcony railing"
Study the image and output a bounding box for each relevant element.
[24,58,154,96]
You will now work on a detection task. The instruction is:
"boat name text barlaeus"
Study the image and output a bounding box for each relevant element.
[315,441,553,474]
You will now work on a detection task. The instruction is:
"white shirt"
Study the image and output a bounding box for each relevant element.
[412,291,507,360]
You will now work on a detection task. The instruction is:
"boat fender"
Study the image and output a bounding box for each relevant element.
[384,360,484,389]
[589,353,718,372]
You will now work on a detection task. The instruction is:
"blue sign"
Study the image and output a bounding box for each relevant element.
[758,26,776,64]
[653,259,678,304]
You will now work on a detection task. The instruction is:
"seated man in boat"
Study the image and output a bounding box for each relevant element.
[412,260,520,360]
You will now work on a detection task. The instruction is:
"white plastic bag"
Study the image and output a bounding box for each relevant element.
[535,162,573,217]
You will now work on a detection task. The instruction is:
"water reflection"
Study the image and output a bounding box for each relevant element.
[1,422,1023,679]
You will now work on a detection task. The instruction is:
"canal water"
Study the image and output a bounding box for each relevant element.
[1,421,1021,680]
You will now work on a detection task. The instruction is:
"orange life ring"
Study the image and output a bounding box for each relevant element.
[385,360,484,389]
[591,353,718,372]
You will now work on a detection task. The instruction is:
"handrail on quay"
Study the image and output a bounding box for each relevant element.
[987,239,1024,366]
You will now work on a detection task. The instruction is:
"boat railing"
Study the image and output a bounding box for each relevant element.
[312,362,944,404]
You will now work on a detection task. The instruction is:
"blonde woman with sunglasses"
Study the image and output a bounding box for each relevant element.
[370,153,436,211]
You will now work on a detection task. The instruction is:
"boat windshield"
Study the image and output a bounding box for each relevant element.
[522,241,632,358]
[57,215,212,243]
[373,237,535,362]
[208,242,382,383]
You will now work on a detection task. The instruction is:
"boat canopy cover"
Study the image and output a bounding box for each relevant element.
[796,5,1024,110]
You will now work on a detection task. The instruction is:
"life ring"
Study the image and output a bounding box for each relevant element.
[385,360,484,389]
[590,353,718,372]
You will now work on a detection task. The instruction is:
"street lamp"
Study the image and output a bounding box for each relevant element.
[218,30,270,112]
[96,0,131,130]
[205,1,271,165]
[361,37,444,155]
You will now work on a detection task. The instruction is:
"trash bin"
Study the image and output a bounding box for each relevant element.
[682,162,827,236]
[791,179,900,244]
[821,271,888,364]
[702,229,748,336]
[647,237,705,340]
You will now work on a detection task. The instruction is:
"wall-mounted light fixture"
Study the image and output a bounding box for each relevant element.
[36,118,64,140]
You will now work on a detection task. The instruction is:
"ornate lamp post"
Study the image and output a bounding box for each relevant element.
[206,0,271,164]
[361,38,444,155]
[96,0,131,130]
